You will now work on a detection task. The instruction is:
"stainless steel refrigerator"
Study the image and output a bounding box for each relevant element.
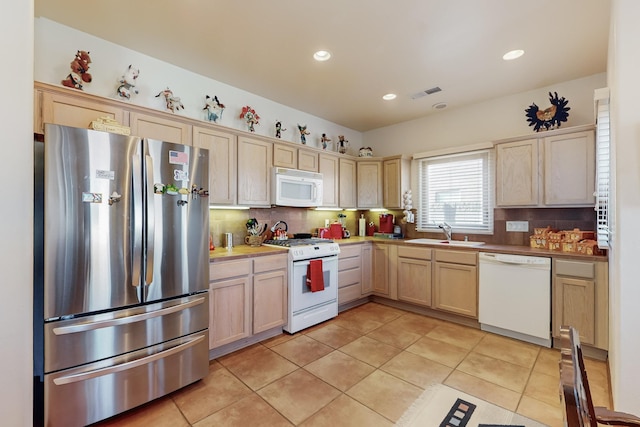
[33,124,210,427]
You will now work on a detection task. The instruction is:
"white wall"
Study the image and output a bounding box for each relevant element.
[364,73,606,157]
[34,18,362,153]
[0,1,34,425]
[608,0,640,412]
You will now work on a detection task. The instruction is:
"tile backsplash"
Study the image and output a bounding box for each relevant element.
[209,207,596,248]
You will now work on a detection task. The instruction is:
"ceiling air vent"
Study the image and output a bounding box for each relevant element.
[410,86,442,99]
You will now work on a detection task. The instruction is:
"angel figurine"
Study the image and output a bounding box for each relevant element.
[240,105,260,132]
[203,95,225,123]
[321,133,331,150]
[298,124,310,144]
[275,120,286,138]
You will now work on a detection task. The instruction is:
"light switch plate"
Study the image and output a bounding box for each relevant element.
[506,221,529,232]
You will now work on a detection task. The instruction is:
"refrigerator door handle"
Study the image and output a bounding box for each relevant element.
[52,333,205,385]
[144,154,155,285]
[131,154,143,288]
[52,296,205,335]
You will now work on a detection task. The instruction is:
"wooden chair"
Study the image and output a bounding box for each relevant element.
[559,326,640,426]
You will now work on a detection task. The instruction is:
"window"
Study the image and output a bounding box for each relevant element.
[594,88,610,248]
[417,149,494,234]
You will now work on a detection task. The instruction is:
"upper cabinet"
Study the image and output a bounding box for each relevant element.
[193,126,237,205]
[36,86,127,134]
[273,143,297,169]
[357,159,383,209]
[237,136,273,207]
[129,111,192,145]
[298,150,319,172]
[495,126,595,208]
[319,153,339,208]
[383,156,410,209]
[339,158,357,208]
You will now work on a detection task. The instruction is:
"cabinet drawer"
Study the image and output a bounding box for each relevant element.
[435,250,477,265]
[210,259,251,281]
[339,257,360,271]
[339,268,361,288]
[397,246,431,260]
[555,259,594,279]
[339,283,362,304]
[339,245,361,259]
[254,254,288,274]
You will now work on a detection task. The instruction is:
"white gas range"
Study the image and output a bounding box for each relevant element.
[263,238,340,333]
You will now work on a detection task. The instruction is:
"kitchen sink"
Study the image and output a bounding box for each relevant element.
[404,238,485,247]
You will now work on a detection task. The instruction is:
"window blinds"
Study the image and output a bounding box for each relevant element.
[594,89,610,248]
[417,149,494,233]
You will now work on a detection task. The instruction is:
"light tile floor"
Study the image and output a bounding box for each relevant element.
[95,302,611,427]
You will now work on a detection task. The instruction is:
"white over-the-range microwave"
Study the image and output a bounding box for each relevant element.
[271,167,323,207]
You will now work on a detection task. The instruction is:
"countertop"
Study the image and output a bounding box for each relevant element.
[210,236,608,262]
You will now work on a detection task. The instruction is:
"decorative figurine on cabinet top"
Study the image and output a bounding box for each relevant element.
[155,88,184,113]
[275,121,286,138]
[116,65,140,100]
[321,133,331,150]
[240,105,260,132]
[203,95,225,123]
[359,147,373,157]
[525,91,570,132]
[337,135,349,154]
[297,124,310,144]
[61,50,92,90]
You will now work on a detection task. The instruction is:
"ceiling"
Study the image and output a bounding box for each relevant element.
[35,0,610,132]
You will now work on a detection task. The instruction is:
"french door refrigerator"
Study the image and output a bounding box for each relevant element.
[33,124,210,427]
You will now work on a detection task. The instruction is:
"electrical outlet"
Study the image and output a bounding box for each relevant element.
[506,221,529,232]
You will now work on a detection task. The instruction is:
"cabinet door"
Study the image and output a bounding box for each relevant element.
[544,131,595,206]
[129,112,192,145]
[433,263,478,318]
[554,276,595,345]
[361,244,373,295]
[209,277,251,348]
[383,157,409,209]
[253,269,287,334]
[298,150,319,172]
[339,158,357,208]
[39,90,127,133]
[193,126,237,205]
[319,153,339,207]
[496,139,539,206]
[273,143,297,169]
[237,137,272,207]
[357,160,383,208]
[372,244,389,296]
[397,257,432,307]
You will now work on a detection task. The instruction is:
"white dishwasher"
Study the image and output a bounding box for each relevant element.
[478,252,552,347]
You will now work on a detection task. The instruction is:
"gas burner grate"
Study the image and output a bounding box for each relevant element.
[263,238,334,247]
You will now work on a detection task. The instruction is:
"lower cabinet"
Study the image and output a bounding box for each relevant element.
[433,250,478,318]
[552,259,608,349]
[338,243,373,305]
[397,246,432,307]
[209,254,287,350]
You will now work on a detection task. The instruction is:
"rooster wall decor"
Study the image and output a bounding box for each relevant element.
[525,91,570,132]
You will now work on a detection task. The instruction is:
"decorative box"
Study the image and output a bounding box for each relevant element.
[576,240,605,256]
[529,235,548,249]
[566,228,595,242]
[89,116,131,135]
[561,241,578,253]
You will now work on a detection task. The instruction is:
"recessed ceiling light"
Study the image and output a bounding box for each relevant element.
[382,93,397,101]
[313,50,331,61]
[503,49,524,61]
[432,102,447,110]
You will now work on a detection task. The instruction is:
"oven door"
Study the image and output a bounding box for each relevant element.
[290,255,338,313]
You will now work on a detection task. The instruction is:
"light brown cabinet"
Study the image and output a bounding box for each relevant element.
[397,246,432,307]
[495,126,595,208]
[339,158,357,208]
[552,259,608,349]
[383,156,410,209]
[357,160,383,208]
[36,88,127,134]
[433,250,478,318]
[237,136,273,207]
[361,243,373,296]
[129,111,192,145]
[338,243,374,305]
[319,153,340,208]
[209,254,287,350]
[273,143,297,169]
[372,243,397,299]
[298,150,319,172]
[193,126,237,205]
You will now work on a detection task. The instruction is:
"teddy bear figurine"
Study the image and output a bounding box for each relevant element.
[61,50,92,90]
[116,65,140,100]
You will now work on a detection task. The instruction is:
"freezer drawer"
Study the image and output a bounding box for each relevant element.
[44,329,209,427]
[45,293,208,372]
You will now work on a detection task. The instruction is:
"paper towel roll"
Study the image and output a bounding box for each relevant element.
[359,216,366,236]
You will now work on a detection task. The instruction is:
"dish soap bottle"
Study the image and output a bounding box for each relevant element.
[359,214,366,237]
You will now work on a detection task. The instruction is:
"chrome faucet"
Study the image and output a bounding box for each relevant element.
[438,222,452,241]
